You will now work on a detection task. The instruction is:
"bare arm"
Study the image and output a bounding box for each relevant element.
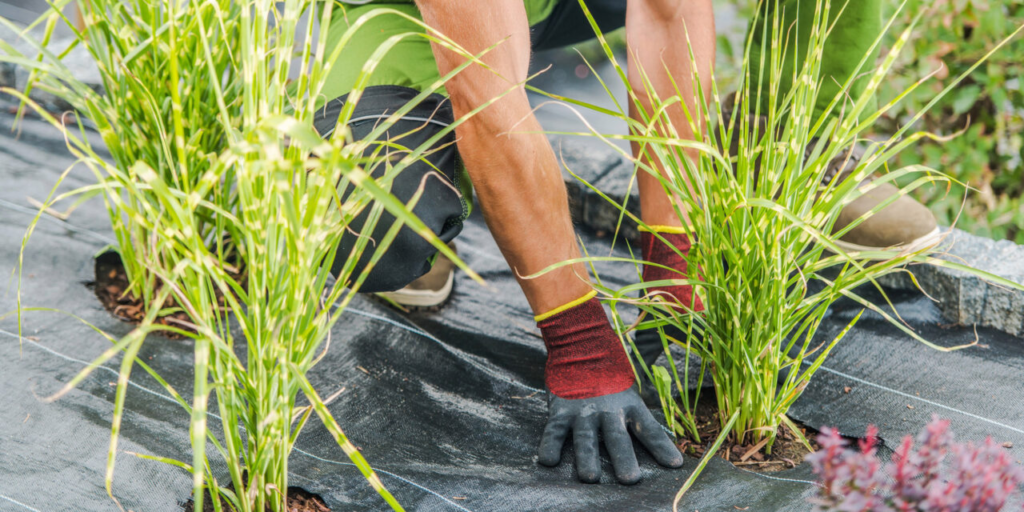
[416,0,589,315]
[416,1,689,485]
[628,0,716,228]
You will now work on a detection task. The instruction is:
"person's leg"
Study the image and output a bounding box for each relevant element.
[318,4,468,294]
[315,86,467,293]
[747,0,883,126]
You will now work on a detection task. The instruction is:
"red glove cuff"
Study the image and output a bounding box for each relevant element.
[537,296,635,399]
[640,230,704,312]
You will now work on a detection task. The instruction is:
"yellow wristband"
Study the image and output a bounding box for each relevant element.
[639,224,693,234]
[534,290,598,323]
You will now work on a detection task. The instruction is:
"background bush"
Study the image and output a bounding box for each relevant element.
[879,0,1024,243]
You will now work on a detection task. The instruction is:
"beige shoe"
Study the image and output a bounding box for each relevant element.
[722,94,941,255]
[816,142,941,254]
[831,181,941,254]
[377,242,456,308]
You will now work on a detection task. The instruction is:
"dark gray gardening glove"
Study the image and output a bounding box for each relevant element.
[537,387,685,485]
[535,294,683,484]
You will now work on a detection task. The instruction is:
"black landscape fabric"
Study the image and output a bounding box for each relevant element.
[1,103,1023,512]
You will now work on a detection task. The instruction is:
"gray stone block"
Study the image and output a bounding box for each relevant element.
[882,229,1024,337]
[559,139,1024,338]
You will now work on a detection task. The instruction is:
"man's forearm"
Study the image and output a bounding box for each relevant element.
[628,0,716,228]
[417,0,591,315]
[415,2,687,484]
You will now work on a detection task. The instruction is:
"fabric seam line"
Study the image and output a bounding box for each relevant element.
[808,362,1024,436]
[0,492,43,512]
[0,198,117,245]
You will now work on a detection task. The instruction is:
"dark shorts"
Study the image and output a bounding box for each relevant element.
[317,0,627,292]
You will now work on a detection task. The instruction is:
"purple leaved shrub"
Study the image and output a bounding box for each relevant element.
[808,415,1024,511]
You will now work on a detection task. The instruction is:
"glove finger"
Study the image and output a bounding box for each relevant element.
[538,410,573,467]
[628,407,684,469]
[573,414,602,484]
[600,411,641,485]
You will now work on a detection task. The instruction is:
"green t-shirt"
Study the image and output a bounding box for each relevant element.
[320,0,560,101]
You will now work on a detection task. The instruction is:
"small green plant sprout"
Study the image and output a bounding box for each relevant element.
[2,1,495,510]
[528,0,1024,496]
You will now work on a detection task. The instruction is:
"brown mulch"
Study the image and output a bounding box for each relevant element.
[676,394,820,473]
[182,487,330,512]
[91,251,245,339]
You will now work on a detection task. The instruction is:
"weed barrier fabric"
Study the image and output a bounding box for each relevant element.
[1,105,1023,512]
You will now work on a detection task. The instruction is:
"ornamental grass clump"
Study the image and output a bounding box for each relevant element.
[5,1,485,510]
[809,417,1024,511]
[538,0,1024,475]
[1,0,245,315]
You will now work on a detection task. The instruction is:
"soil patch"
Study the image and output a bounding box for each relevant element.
[182,487,330,512]
[90,250,244,338]
[676,393,820,473]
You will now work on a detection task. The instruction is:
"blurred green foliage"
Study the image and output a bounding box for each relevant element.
[878,0,1024,242]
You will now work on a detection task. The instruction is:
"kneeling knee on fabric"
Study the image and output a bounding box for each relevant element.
[316,87,469,293]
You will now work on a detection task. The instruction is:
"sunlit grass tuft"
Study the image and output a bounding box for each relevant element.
[529,0,1024,493]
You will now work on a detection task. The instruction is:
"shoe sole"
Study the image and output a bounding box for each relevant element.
[377,269,455,308]
[832,227,942,257]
